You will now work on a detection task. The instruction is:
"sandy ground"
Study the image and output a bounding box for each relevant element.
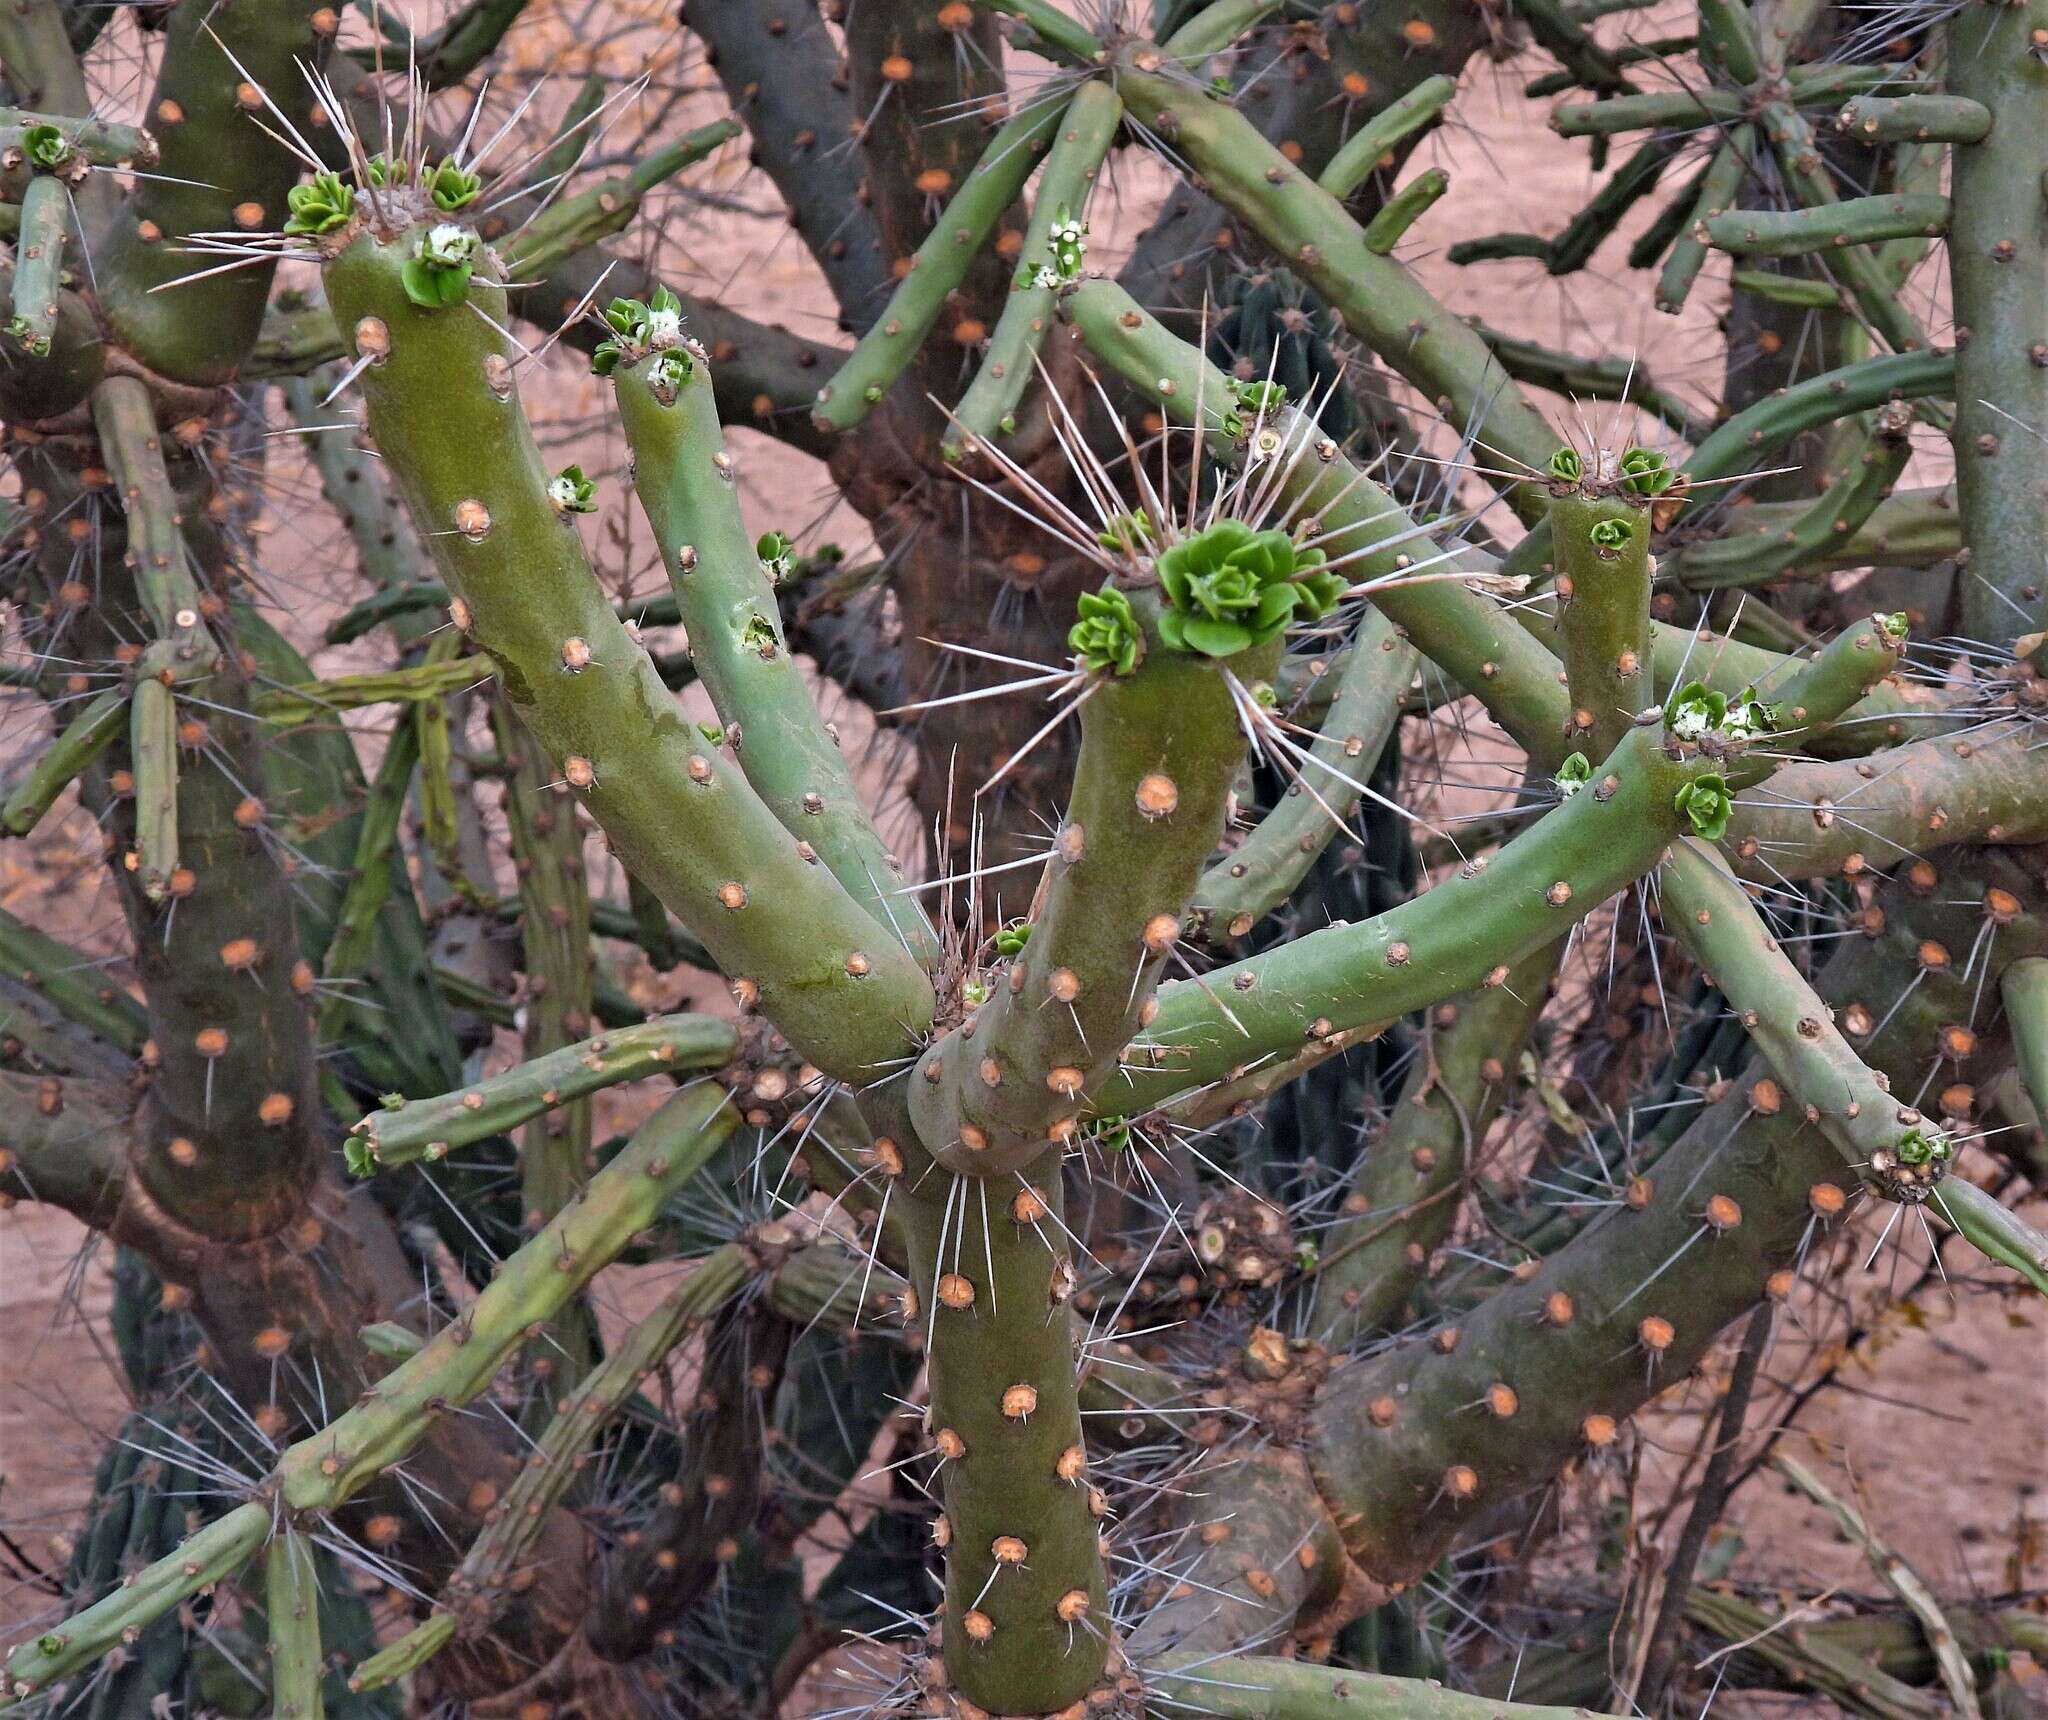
[1,0,2040,1699]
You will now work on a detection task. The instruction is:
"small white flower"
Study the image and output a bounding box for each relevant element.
[1670,705,1710,741]
[422,222,475,266]
[644,305,683,349]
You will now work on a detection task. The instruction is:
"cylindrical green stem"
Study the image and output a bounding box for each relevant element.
[2,685,125,836]
[449,1245,750,1631]
[350,1013,736,1170]
[280,1082,737,1513]
[1548,478,1653,757]
[346,1613,456,1695]
[811,99,1064,432]
[613,346,938,964]
[1198,608,1416,933]
[3,171,67,356]
[915,612,1268,1173]
[265,1526,325,1720]
[1947,0,2048,654]
[1835,92,1991,144]
[1318,74,1458,199]
[4,1502,270,1696]
[1105,728,1716,1118]
[1661,839,1950,1186]
[1672,427,1914,589]
[93,0,331,381]
[1702,192,1949,257]
[1362,166,1448,254]
[1314,938,1559,1343]
[2001,956,2048,1127]
[946,81,1122,455]
[897,1151,1108,1714]
[1145,1653,1590,1718]
[127,674,179,903]
[1110,60,1559,508]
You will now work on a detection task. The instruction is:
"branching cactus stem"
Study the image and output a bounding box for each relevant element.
[320,224,935,1078]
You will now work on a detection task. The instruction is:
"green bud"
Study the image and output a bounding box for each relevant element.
[22,124,71,171]
[1673,772,1732,841]
[1234,379,1289,415]
[1096,508,1154,557]
[1548,446,1584,484]
[1068,584,1143,676]
[1895,1125,1950,1166]
[1879,611,1910,640]
[1155,520,1343,658]
[1617,445,1673,499]
[994,921,1033,957]
[428,157,483,212]
[1555,751,1592,797]
[1586,516,1632,553]
[343,1135,376,1178]
[283,170,354,236]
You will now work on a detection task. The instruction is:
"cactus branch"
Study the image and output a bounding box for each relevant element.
[947,81,1123,456]
[1313,939,1561,1344]
[1702,192,1950,257]
[1197,609,1416,932]
[1835,93,1992,145]
[1,684,124,836]
[914,613,1269,1174]
[1770,1454,1982,1716]
[1317,74,1458,200]
[264,1525,326,1720]
[896,1152,1108,1713]
[4,171,67,356]
[3,1502,271,1698]
[613,347,938,964]
[448,1244,751,1634]
[90,378,212,661]
[1658,131,1751,313]
[349,1013,737,1170]
[93,0,331,381]
[0,905,148,1052]
[813,97,1064,433]
[1947,0,2048,653]
[1062,281,1574,754]
[279,1081,737,1514]
[1106,727,1717,1118]
[2002,956,2048,1123]
[1109,61,1560,504]
[0,1066,129,1224]
[1660,838,1955,1193]
[1143,1654,1590,1718]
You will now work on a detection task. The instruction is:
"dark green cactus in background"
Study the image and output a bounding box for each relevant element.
[2,0,2046,1713]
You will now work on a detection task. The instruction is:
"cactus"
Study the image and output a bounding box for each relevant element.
[4,0,2047,1714]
